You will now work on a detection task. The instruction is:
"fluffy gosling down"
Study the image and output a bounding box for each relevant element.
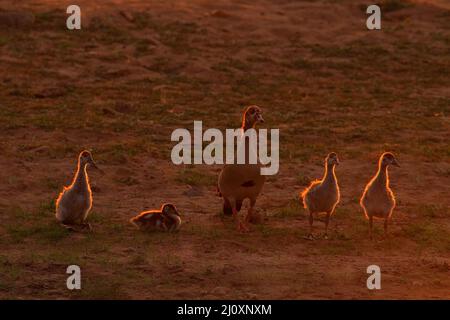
[130,203,182,232]
[360,152,400,240]
[56,150,102,231]
[301,152,340,240]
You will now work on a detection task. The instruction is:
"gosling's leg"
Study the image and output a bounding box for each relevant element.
[324,212,331,240]
[238,210,250,233]
[244,199,256,229]
[231,200,248,233]
[304,211,314,240]
[81,222,93,232]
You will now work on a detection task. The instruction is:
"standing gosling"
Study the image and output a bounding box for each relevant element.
[360,152,400,240]
[130,203,182,232]
[218,105,266,232]
[56,150,102,230]
[301,152,340,240]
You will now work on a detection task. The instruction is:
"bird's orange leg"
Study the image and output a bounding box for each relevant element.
[243,206,254,231]
[232,206,249,233]
[303,211,314,240]
[324,212,331,240]
[244,199,256,226]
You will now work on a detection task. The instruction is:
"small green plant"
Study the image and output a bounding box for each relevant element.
[273,198,303,218]
[378,0,412,13]
[296,173,311,186]
[175,168,214,187]
[402,222,450,252]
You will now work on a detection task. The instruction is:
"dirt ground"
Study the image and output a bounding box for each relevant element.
[0,0,449,299]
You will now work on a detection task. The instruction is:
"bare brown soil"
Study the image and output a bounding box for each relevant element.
[0,0,449,299]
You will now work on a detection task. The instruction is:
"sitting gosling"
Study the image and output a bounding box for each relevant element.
[360,152,399,240]
[301,152,340,240]
[56,150,102,231]
[130,203,182,232]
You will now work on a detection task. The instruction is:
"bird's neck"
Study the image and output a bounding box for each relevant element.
[72,162,89,192]
[323,164,336,183]
[242,118,255,131]
[375,164,389,187]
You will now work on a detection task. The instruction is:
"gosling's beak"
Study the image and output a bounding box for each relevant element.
[392,158,400,167]
[256,113,264,123]
[335,158,340,165]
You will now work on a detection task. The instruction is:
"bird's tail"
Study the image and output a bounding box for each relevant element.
[129,216,140,229]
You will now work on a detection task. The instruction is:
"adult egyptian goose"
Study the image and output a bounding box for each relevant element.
[301,152,340,240]
[360,152,400,240]
[130,203,181,232]
[218,105,265,232]
[56,150,102,231]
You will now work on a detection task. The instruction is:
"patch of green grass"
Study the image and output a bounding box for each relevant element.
[231,74,262,95]
[0,106,23,129]
[187,224,226,240]
[175,168,214,187]
[402,222,450,252]
[31,114,57,131]
[212,58,251,73]
[132,12,153,29]
[296,172,311,186]
[309,41,390,64]
[34,10,64,26]
[417,204,449,219]
[256,224,292,238]
[0,35,9,47]
[134,39,153,57]
[6,222,69,243]
[156,21,200,52]
[160,252,184,269]
[280,140,329,162]
[433,166,450,178]
[110,223,127,234]
[317,239,358,255]
[74,277,130,299]
[8,205,29,221]
[378,0,412,13]
[97,143,143,165]
[45,250,83,265]
[42,177,60,190]
[285,57,316,70]
[128,254,147,266]
[272,198,303,218]
[89,17,133,45]
[114,176,140,186]
[37,199,55,217]
[87,211,106,224]
[0,255,22,290]
[4,200,68,243]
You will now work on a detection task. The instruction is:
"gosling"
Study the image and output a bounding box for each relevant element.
[360,152,400,240]
[130,203,182,232]
[56,150,102,231]
[218,105,266,232]
[301,152,340,240]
